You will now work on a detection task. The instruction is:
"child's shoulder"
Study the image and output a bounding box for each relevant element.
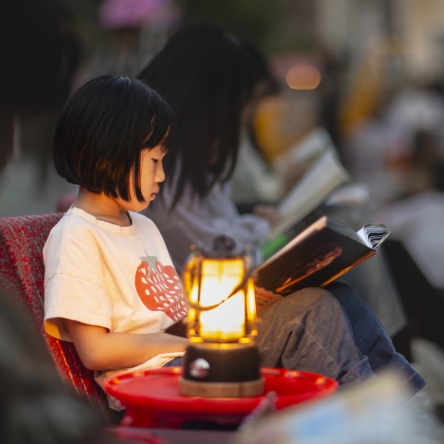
[49,208,102,239]
[50,209,162,241]
[43,209,99,262]
[131,211,161,233]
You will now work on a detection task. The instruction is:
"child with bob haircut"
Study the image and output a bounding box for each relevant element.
[44,74,383,413]
[44,75,189,410]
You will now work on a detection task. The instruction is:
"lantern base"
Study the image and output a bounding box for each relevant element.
[179,376,264,398]
[180,343,264,398]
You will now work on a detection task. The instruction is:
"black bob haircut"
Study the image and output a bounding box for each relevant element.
[137,23,274,208]
[53,75,174,202]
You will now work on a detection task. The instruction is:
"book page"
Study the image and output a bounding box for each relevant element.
[356,224,390,249]
[255,216,375,298]
[272,127,333,172]
[268,149,350,239]
[261,216,328,268]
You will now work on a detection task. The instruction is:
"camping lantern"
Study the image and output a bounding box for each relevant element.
[179,236,264,398]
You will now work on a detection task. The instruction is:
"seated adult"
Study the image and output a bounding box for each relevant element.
[138,23,424,395]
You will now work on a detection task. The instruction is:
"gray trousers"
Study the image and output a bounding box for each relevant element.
[257,285,425,396]
[166,286,424,394]
[257,287,374,385]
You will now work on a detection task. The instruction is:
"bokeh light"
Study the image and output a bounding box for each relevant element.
[286,63,321,90]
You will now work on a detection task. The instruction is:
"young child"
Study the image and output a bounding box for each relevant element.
[43,75,189,410]
[43,74,404,414]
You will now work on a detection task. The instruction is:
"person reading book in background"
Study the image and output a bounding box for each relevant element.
[227,39,308,209]
[228,37,408,355]
[376,129,444,353]
[137,23,422,392]
[137,22,315,272]
[44,74,393,423]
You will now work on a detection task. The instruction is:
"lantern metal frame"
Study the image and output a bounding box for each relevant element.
[179,237,264,398]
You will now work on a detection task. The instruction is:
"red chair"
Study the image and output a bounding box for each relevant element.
[0,213,117,425]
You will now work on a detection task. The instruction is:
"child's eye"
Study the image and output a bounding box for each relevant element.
[152,159,159,164]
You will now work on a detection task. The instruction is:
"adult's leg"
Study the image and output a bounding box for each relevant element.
[326,281,425,396]
[256,287,374,385]
[319,203,408,336]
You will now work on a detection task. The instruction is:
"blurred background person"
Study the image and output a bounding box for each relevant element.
[90,0,180,78]
[0,0,83,218]
[0,0,80,173]
[376,129,444,353]
[138,23,273,271]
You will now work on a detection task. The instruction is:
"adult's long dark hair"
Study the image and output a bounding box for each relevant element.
[137,23,269,208]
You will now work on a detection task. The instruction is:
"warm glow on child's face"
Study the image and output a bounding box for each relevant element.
[117,146,166,212]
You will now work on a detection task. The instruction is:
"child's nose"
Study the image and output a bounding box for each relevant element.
[156,162,165,182]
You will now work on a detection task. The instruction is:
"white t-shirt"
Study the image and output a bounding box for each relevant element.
[43,207,187,409]
[230,132,284,204]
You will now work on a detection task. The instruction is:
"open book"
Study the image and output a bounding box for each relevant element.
[254,216,391,311]
[165,216,390,336]
[268,128,350,240]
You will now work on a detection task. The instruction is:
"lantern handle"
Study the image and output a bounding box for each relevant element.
[183,246,257,312]
[185,270,256,311]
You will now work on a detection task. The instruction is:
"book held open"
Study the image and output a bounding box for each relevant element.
[268,129,350,240]
[254,216,391,311]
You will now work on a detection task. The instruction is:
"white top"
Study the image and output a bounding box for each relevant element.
[377,190,444,289]
[43,207,187,409]
[230,133,284,203]
[143,179,270,273]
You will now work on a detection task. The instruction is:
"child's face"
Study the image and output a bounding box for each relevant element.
[117,145,166,212]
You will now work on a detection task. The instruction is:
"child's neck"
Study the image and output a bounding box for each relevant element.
[74,188,132,227]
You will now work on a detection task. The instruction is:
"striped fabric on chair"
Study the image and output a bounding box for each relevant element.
[0,213,117,425]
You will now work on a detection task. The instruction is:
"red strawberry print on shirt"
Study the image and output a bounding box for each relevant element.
[135,256,187,321]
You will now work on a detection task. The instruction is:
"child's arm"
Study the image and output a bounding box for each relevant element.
[67,320,188,371]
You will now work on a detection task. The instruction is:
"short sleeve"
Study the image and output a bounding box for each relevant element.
[44,273,113,341]
[43,218,113,341]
